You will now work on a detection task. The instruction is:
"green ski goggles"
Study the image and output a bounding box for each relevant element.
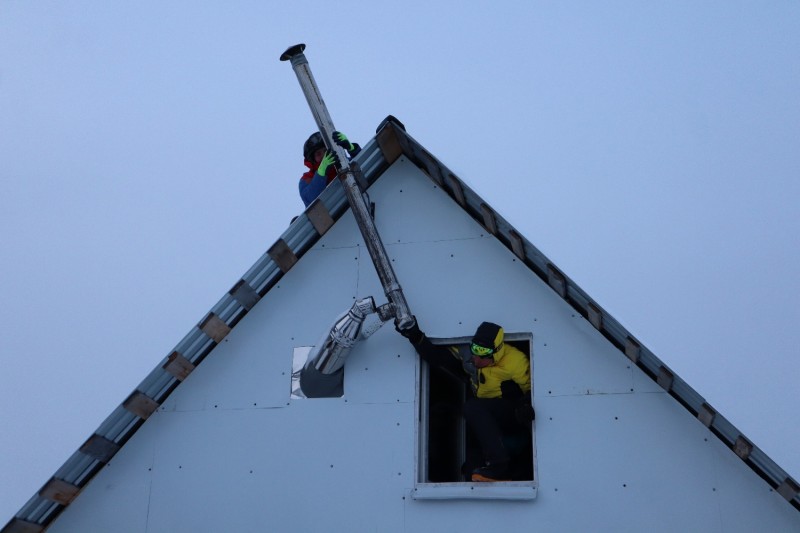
[470,343,495,357]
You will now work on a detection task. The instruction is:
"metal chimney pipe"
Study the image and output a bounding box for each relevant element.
[305,297,377,376]
[280,44,414,329]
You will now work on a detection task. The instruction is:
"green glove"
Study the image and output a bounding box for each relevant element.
[332,131,355,152]
[316,150,339,176]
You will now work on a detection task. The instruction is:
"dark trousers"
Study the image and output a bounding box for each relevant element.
[462,397,518,465]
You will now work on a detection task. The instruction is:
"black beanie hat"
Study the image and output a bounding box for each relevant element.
[472,322,504,351]
[303,132,325,161]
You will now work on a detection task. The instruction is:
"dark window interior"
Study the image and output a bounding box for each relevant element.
[424,339,533,483]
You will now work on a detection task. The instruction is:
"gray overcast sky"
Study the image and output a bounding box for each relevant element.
[1,1,798,520]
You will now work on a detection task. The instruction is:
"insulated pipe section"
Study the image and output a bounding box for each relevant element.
[280,44,414,330]
[299,297,378,398]
[305,297,377,375]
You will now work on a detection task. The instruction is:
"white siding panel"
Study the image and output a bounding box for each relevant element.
[145,404,410,533]
[47,157,800,532]
[535,392,721,532]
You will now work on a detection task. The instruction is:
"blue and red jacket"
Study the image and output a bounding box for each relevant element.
[298,143,361,207]
[299,159,337,207]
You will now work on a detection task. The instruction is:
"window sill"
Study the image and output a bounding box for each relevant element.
[411,481,537,501]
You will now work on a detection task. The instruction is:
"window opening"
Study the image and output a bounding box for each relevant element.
[418,333,535,488]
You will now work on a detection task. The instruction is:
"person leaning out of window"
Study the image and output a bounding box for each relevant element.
[397,318,534,482]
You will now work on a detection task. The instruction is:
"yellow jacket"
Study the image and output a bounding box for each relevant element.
[449,343,531,399]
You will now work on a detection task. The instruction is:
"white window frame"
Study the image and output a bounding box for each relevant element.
[412,332,538,501]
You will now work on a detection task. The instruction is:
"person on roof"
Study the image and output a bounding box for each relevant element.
[397,318,534,482]
[299,131,361,207]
